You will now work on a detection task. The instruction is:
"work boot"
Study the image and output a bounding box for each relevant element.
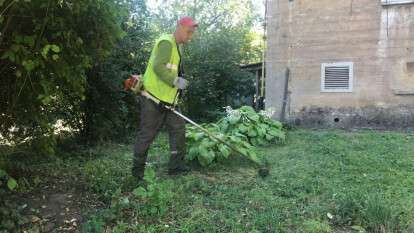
[168,164,191,176]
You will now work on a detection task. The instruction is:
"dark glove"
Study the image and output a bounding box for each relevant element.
[174,77,189,90]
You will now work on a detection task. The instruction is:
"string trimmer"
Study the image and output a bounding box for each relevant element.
[124,75,269,177]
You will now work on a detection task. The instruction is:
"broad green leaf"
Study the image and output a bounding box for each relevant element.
[144,168,156,183]
[257,127,265,137]
[228,114,241,124]
[247,112,260,122]
[76,37,83,45]
[7,178,17,190]
[22,60,35,72]
[238,124,248,133]
[247,128,257,137]
[52,54,59,61]
[121,197,129,205]
[42,45,51,59]
[216,133,226,140]
[218,144,231,158]
[187,147,199,160]
[220,121,229,131]
[240,106,255,113]
[197,149,215,166]
[194,132,204,140]
[248,151,260,164]
[51,45,61,53]
[201,138,215,148]
[238,148,248,157]
[265,134,275,141]
[41,96,51,105]
[242,141,252,148]
[250,138,258,146]
[272,121,283,129]
[254,137,266,145]
[133,187,147,197]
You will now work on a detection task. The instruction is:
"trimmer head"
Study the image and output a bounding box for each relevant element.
[258,167,270,178]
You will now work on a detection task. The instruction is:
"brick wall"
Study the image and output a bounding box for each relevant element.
[266,0,414,128]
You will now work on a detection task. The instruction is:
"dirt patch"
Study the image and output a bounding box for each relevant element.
[7,174,103,232]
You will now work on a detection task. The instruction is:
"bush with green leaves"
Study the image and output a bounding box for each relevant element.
[186,106,285,166]
[0,0,127,153]
[186,123,259,166]
[219,106,286,146]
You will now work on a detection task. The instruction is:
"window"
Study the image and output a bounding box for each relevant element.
[381,0,414,6]
[321,62,353,93]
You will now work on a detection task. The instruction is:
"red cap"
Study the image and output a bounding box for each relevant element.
[178,16,198,28]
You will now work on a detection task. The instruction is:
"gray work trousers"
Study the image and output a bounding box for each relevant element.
[132,96,186,178]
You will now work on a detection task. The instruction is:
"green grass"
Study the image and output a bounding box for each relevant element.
[4,129,414,232]
[76,129,414,232]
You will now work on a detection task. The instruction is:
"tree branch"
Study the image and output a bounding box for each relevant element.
[0,0,15,17]
[0,5,16,47]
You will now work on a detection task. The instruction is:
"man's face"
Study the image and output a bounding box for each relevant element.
[177,25,196,44]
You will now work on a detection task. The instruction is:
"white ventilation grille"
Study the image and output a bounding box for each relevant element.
[321,62,353,93]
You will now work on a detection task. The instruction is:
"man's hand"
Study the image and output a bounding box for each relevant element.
[174,77,189,90]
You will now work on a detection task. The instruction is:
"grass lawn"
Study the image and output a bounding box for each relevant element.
[2,129,414,233]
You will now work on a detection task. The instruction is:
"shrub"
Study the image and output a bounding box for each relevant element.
[186,106,285,166]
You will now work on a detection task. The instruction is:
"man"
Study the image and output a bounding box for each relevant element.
[132,16,198,180]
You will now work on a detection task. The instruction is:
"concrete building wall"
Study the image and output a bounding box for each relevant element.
[266,0,414,128]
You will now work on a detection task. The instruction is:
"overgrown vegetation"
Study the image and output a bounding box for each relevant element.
[3,1,413,233]
[0,0,261,202]
[0,0,260,152]
[186,106,285,166]
[0,0,127,152]
[2,129,414,232]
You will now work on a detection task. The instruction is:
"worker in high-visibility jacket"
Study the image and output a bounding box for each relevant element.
[132,16,198,180]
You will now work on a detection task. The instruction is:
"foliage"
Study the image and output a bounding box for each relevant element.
[132,168,173,216]
[81,0,153,142]
[182,31,257,121]
[80,144,132,201]
[219,106,285,146]
[0,168,17,191]
[82,167,173,232]
[2,130,414,232]
[149,0,262,121]
[332,191,365,226]
[302,219,332,233]
[332,191,402,233]
[78,129,413,232]
[0,0,126,152]
[186,106,285,166]
[0,200,28,232]
[186,123,258,166]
